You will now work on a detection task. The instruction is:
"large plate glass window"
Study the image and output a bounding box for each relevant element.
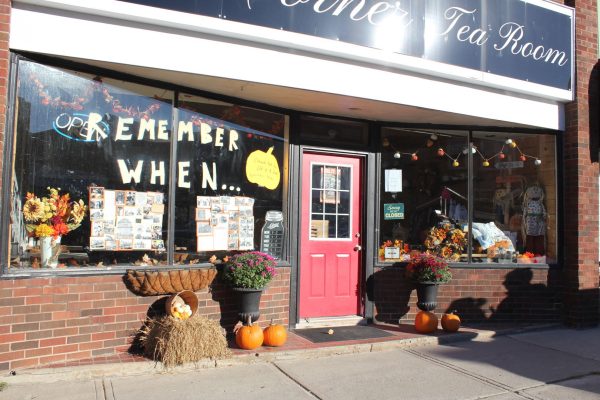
[471,131,557,264]
[174,94,287,262]
[9,59,173,270]
[379,128,469,263]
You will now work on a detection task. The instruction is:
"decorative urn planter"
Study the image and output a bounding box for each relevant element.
[233,287,263,324]
[416,281,439,311]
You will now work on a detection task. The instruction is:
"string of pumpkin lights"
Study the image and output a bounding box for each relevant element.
[384,136,542,167]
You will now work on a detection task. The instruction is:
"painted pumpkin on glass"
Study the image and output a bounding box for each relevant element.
[414,311,438,334]
[236,317,264,350]
[245,147,281,190]
[263,321,287,347]
[441,311,461,332]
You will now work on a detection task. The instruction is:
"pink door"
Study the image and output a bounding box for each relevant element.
[299,152,362,318]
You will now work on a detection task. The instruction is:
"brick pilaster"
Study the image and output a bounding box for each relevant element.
[563,0,599,327]
[0,0,11,191]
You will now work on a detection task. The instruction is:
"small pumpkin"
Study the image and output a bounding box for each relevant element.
[263,320,287,347]
[414,311,438,334]
[236,317,264,350]
[441,311,461,332]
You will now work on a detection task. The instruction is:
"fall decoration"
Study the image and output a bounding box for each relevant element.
[378,239,410,261]
[236,316,264,350]
[414,311,438,334]
[441,311,461,332]
[405,253,452,284]
[263,321,288,347]
[125,268,217,296]
[224,251,276,289]
[245,147,281,190]
[165,291,198,320]
[423,223,466,261]
[140,314,230,368]
[31,71,162,120]
[23,187,86,238]
[384,132,541,168]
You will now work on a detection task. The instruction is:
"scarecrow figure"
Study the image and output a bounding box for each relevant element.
[522,184,546,255]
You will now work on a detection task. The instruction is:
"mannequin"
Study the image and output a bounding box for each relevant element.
[522,184,546,254]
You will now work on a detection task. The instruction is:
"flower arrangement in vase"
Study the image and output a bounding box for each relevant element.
[405,253,452,312]
[23,187,87,267]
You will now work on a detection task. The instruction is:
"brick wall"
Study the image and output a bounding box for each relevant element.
[562,0,600,326]
[0,267,290,371]
[371,266,562,324]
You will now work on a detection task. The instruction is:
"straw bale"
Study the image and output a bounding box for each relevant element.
[141,315,230,367]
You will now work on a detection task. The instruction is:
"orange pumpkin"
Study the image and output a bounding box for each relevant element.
[441,311,461,332]
[236,317,264,350]
[414,311,438,334]
[263,321,287,347]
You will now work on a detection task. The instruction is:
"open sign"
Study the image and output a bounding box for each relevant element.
[52,112,110,142]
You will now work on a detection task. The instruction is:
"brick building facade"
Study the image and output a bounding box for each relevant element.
[0,0,597,372]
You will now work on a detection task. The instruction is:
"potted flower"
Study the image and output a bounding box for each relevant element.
[224,251,277,324]
[23,187,87,268]
[405,253,452,311]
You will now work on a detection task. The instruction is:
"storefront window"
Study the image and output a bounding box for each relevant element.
[6,59,287,271]
[174,94,287,261]
[378,128,557,265]
[472,131,557,264]
[9,60,172,269]
[379,128,469,263]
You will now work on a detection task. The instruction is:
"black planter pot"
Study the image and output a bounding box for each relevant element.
[233,287,263,324]
[416,282,439,311]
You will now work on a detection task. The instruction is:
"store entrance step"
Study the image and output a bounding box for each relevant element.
[294,315,367,329]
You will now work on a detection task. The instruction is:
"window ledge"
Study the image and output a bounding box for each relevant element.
[2,260,291,280]
[375,261,555,270]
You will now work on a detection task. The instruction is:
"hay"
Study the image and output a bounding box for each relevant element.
[141,315,231,367]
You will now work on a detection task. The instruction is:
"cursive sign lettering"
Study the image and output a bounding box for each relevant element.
[442,7,568,67]
[494,22,568,66]
[248,0,411,26]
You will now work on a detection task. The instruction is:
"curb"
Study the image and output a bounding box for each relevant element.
[3,323,562,384]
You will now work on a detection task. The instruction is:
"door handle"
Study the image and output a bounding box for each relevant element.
[354,245,362,251]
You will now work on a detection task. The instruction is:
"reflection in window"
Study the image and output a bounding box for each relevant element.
[379,129,469,262]
[10,60,173,269]
[175,94,286,260]
[472,132,556,264]
[310,164,351,239]
[7,60,288,271]
[379,128,557,265]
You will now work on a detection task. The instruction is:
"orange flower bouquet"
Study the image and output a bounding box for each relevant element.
[424,224,466,261]
[23,187,87,238]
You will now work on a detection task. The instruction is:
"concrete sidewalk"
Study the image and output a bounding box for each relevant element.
[2,326,600,400]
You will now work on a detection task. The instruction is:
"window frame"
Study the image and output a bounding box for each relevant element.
[0,53,291,276]
[374,127,561,268]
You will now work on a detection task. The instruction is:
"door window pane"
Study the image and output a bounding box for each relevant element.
[309,164,351,240]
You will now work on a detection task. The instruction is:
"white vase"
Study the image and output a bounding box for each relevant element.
[40,236,61,268]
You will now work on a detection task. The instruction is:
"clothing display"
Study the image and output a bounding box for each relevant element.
[471,222,515,251]
[522,185,546,253]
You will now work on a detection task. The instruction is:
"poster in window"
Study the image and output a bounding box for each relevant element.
[88,186,165,251]
[320,166,339,204]
[195,195,255,252]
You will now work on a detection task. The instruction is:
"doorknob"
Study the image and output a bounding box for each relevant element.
[354,245,362,251]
